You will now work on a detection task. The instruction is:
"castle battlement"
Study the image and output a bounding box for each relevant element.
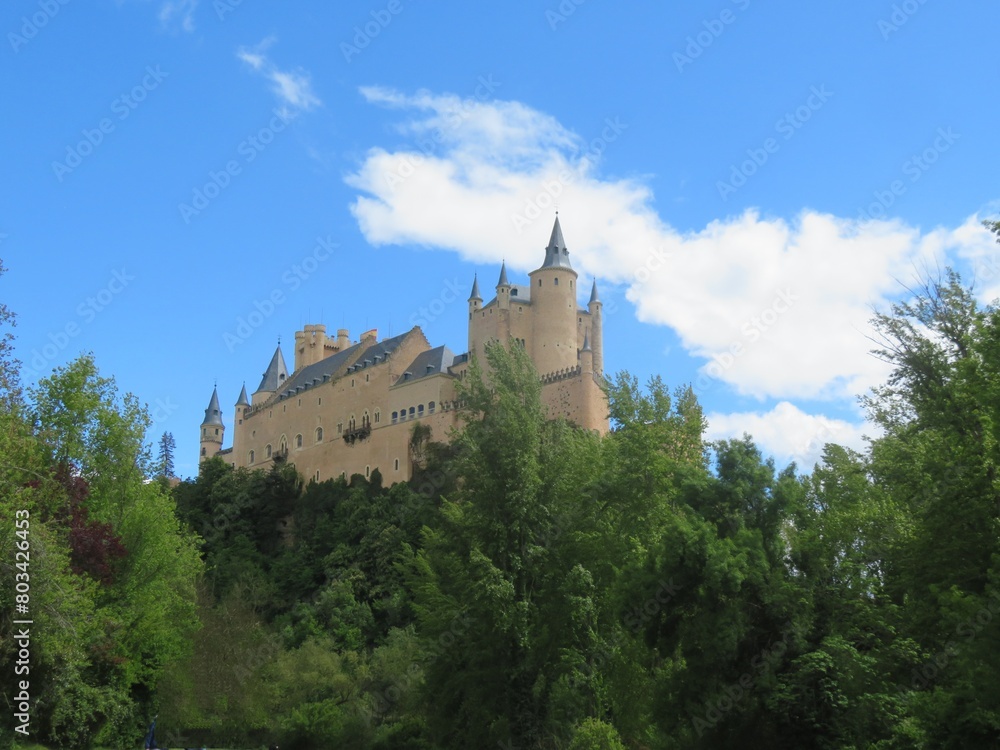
[200,217,609,481]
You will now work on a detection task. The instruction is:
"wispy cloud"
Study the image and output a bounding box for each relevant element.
[237,38,321,119]
[159,0,198,32]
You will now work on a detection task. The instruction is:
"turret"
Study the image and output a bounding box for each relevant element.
[468,274,482,353]
[253,343,289,405]
[294,324,330,372]
[231,383,249,460]
[580,329,594,374]
[528,215,579,374]
[587,280,603,375]
[199,387,224,464]
[496,261,511,311]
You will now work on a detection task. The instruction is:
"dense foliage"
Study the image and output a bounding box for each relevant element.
[5,227,1000,748]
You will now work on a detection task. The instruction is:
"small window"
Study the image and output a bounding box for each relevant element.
[279,437,287,453]
[249,450,255,464]
[375,410,380,424]
[316,427,324,443]
[394,458,400,471]
[269,410,272,418]
[365,465,371,478]
[318,397,322,406]
[282,405,286,412]
[538,279,542,286]
[392,411,398,423]
[428,401,436,413]
[418,404,424,416]
[298,398,301,406]
[351,378,355,387]
[570,280,574,289]
[200,447,206,456]
[295,434,303,449]
[315,470,320,481]
[265,444,272,458]
[215,428,219,435]
[366,373,369,382]
[554,277,559,286]
[337,422,343,434]
[409,407,415,419]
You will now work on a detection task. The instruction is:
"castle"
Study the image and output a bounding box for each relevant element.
[199,217,608,481]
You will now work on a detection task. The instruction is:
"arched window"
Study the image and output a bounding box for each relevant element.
[409,407,415,419]
[295,434,303,449]
[200,447,206,456]
[365,465,370,478]
[374,410,380,424]
[265,444,272,458]
[362,411,370,428]
[392,411,398,423]
[249,450,255,464]
[279,436,287,454]
[349,415,356,431]
[554,277,559,286]
[316,427,324,443]
[417,404,424,417]
[394,458,400,471]
[428,401,436,413]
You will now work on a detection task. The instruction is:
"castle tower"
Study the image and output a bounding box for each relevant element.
[496,261,511,311]
[253,343,289,405]
[231,383,249,461]
[529,216,579,375]
[294,324,331,372]
[588,280,604,375]
[468,274,482,354]
[199,387,224,463]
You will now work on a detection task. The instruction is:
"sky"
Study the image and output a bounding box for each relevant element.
[2,0,999,478]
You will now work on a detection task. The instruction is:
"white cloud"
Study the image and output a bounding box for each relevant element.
[237,39,321,119]
[158,0,197,32]
[705,402,872,471]
[344,87,998,405]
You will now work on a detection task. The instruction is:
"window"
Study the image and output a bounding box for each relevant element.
[316,427,324,443]
[570,280,574,289]
[202,428,206,437]
[394,458,400,471]
[418,404,424,417]
[392,411,398,423]
[375,410,380,424]
[249,450,255,464]
[554,277,559,286]
[295,434,303,449]
[318,397,322,406]
[315,470,320,481]
[538,279,542,286]
[201,447,206,456]
[282,405,286,412]
[265,444,272,458]
[362,411,370,428]
[366,373,369,382]
[351,378,355,387]
[279,436,287,454]
[337,422,343,435]
[409,407,415,419]
[298,398,301,406]
[269,410,272,418]
[428,401,435,414]
[215,428,219,435]
[349,415,356,431]
[365,465,371,478]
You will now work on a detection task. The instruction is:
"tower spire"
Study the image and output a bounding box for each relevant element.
[497,260,510,288]
[469,273,482,301]
[541,215,572,269]
[589,279,600,304]
[202,386,223,426]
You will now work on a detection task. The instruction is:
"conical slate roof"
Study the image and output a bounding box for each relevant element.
[582,329,592,352]
[256,344,289,393]
[235,383,249,406]
[469,274,482,300]
[541,215,573,269]
[202,387,223,426]
[589,279,600,304]
[497,261,510,287]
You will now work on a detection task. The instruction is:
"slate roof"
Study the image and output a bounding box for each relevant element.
[202,387,223,426]
[395,345,456,385]
[541,215,573,269]
[255,345,289,393]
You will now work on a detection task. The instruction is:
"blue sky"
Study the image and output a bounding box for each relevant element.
[3,0,999,478]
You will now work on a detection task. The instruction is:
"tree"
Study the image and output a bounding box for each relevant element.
[156,431,176,479]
